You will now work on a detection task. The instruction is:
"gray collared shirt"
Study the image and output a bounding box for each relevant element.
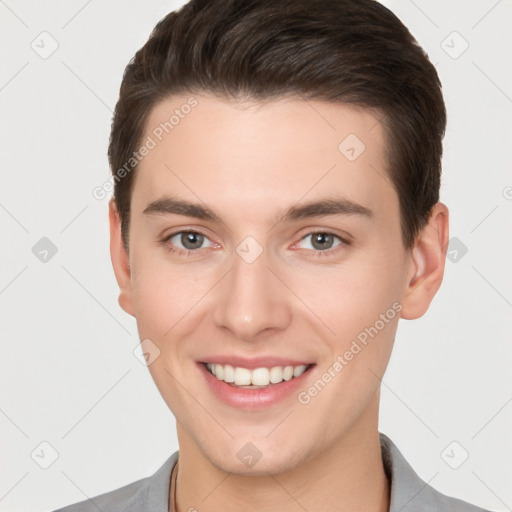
[52,433,492,512]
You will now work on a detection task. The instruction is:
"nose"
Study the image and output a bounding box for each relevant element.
[212,247,292,342]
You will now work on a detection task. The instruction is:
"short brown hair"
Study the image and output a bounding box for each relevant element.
[108,0,446,250]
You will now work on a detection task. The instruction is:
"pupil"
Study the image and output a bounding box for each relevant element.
[312,233,333,250]
[182,232,203,249]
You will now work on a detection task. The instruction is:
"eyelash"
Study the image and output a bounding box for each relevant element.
[160,230,351,258]
[161,230,214,258]
[299,231,351,257]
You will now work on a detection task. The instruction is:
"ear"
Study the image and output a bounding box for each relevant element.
[109,198,136,317]
[400,202,449,320]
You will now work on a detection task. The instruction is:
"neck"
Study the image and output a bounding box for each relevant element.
[173,397,389,512]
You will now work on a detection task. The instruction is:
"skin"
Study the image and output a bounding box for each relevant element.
[109,92,449,512]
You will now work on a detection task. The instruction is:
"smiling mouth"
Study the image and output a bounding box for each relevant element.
[202,362,314,388]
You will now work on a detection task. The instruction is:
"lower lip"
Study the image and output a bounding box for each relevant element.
[197,362,315,410]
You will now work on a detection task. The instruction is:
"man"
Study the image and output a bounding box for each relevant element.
[54,0,493,510]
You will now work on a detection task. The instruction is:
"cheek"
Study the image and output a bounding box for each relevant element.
[129,246,172,337]
[284,248,404,339]
[291,256,402,426]
[129,249,218,340]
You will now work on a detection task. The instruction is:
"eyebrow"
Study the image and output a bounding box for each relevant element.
[282,198,373,221]
[142,196,373,222]
[143,197,221,221]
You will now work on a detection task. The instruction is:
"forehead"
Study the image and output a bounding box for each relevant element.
[131,92,396,221]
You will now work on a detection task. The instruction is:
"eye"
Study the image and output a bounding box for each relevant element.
[164,231,216,251]
[296,232,346,251]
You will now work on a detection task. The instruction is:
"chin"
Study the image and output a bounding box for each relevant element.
[203,440,308,477]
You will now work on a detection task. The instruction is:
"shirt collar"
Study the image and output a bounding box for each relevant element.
[380,432,434,511]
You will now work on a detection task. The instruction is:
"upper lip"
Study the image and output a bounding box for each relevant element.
[198,355,314,369]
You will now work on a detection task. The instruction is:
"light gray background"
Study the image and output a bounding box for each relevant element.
[1,1,511,511]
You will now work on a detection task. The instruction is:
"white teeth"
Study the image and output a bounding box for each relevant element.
[251,367,270,386]
[223,364,235,382]
[205,363,310,387]
[234,367,252,385]
[293,365,307,378]
[283,366,294,381]
[214,364,224,380]
[269,366,283,383]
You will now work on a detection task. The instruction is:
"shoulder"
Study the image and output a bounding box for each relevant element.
[51,478,147,512]
[50,451,179,512]
[380,433,494,512]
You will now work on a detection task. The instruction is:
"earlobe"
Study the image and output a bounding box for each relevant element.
[108,198,136,317]
[400,202,449,320]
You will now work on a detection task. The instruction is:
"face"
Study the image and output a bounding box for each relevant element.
[110,92,430,475]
